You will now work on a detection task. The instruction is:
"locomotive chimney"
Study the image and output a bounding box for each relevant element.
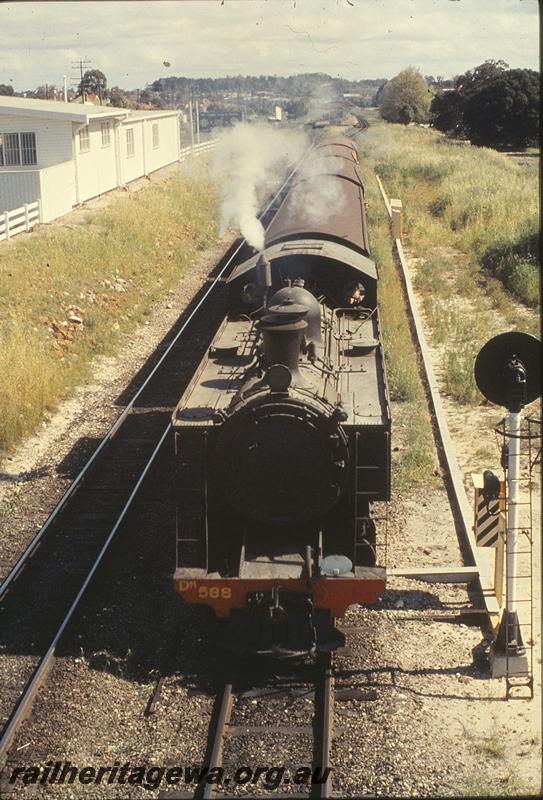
[258,300,309,389]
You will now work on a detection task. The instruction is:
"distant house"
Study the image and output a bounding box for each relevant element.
[0,96,182,223]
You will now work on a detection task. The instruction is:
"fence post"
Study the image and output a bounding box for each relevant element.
[38,199,42,223]
[4,211,10,241]
[390,198,402,239]
[24,203,30,232]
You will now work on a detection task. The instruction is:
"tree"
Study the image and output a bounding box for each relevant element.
[430,89,466,138]
[78,69,107,100]
[0,84,14,96]
[463,68,539,148]
[32,85,58,100]
[379,68,432,124]
[431,61,539,148]
[109,86,129,108]
[138,88,167,109]
[455,59,508,98]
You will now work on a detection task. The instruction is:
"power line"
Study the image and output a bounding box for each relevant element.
[72,59,92,103]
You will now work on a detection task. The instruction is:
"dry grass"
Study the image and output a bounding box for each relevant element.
[362,123,539,307]
[360,120,539,406]
[362,160,435,491]
[0,162,219,453]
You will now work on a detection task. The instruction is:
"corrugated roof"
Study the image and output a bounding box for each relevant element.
[0,96,179,124]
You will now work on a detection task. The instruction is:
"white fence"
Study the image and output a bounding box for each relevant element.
[0,139,217,242]
[0,200,41,241]
[179,139,217,162]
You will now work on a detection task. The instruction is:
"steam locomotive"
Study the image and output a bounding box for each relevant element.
[172,137,391,655]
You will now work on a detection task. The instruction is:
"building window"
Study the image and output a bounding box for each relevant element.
[126,128,135,157]
[0,131,37,166]
[79,126,90,153]
[101,121,111,147]
[152,123,159,149]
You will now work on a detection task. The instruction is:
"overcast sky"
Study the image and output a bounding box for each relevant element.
[0,0,539,91]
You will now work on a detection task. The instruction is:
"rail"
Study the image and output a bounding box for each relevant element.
[0,200,41,241]
[196,657,335,800]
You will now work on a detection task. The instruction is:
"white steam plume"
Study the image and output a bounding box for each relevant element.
[212,122,307,251]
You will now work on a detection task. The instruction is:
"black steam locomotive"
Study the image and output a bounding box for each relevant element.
[172,137,391,655]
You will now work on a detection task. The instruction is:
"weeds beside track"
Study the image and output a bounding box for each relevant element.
[360,123,538,308]
[0,161,220,454]
[359,118,539,408]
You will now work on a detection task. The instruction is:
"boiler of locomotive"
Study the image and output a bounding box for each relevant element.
[212,284,350,527]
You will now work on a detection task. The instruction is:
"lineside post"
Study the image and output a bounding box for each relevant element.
[390,198,402,239]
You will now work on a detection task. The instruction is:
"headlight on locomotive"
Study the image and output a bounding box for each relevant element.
[213,396,349,526]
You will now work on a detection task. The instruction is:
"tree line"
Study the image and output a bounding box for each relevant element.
[378,61,539,149]
[3,62,537,149]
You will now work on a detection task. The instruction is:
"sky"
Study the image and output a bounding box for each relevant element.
[0,0,539,92]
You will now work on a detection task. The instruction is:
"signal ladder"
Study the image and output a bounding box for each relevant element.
[496,415,541,699]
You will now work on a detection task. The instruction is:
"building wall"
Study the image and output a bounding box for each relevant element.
[0,114,72,168]
[144,115,179,174]
[1,109,182,226]
[120,120,145,184]
[120,115,180,184]
[74,118,119,203]
[0,170,40,213]
[39,161,77,222]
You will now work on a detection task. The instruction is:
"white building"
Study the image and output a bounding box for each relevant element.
[0,96,182,223]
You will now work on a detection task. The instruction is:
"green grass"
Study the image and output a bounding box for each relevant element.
[0,162,220,455]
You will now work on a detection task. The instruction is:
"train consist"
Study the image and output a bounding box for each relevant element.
[171,137,391,655]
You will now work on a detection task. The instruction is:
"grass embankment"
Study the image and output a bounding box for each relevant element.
[361,156,436,492]
[0,165,220,454]
[359,122,539,404]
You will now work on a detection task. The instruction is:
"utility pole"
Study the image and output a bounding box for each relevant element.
[72,58,92,103]
[189,98,195,150]
[63,75,68,102]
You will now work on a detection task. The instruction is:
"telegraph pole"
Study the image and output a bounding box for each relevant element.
[189,86,195,149]
[72,58,92,103]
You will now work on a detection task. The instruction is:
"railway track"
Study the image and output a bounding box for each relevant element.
[0,163,305,767]
[0,123,372,787]
[184,654,334,799]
